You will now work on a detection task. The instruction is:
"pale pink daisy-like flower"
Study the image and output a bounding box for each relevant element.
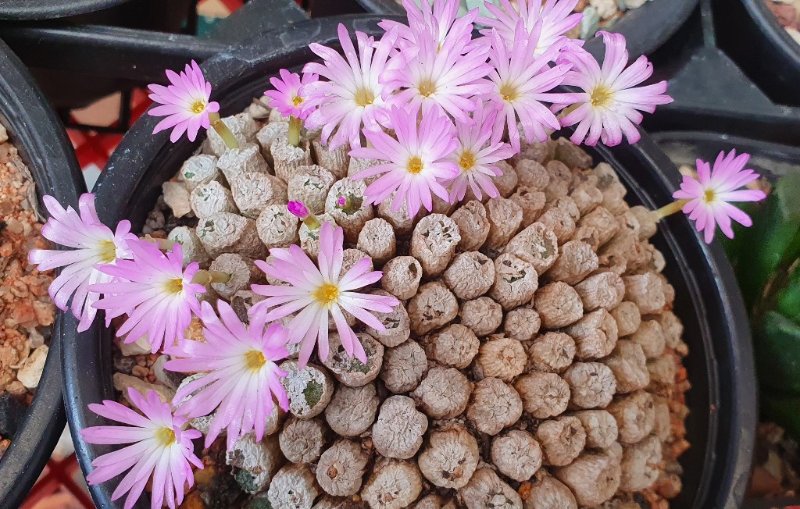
[446,103,516,202]
[303,24,398,149]
[147,60,220,143]
[92,239,205,353]
[483,23,571,151]
[479,0,582,57]
[81,388,202,509]
[264,69,318,120]
[166,300,290,450]
[251,222,399,366]
[383,19,492,123]
[28,193,135,332]
[670,150,767,243]
[380,0,474,53]
[350,104,458,215]
[556,31,672,146]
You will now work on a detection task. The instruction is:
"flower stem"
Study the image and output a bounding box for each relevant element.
[653,199,689,220]
[192,270,232,285]
[208,112,239,150]
[303,215,320,230]
[288,116,302,147]
[143,236,176,251]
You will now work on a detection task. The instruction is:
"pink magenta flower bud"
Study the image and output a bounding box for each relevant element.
[287,201,309,219]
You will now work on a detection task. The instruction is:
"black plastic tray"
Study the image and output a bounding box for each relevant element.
[644,0,800,146]
[0,39,85,509]
[0,0,308,113]
[59,14,756,509]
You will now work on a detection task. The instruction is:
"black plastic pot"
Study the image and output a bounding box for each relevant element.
[0,0,129,20]
[0,0,193,30]
[714,0,800,107]
[63,14,755,509]
[0,40,85,508]
[345,0,698,59]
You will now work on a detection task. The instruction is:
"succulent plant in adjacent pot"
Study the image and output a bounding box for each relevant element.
[52,3,763,509]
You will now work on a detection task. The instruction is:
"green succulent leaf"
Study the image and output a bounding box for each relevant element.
[730,174,800,312]
[762,390,800,441]
[755,311,800,394]
[775,266,800,323]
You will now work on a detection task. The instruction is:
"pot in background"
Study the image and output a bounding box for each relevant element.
[0,40,86,508]
[715,0,800,107]
[61,15,755,509]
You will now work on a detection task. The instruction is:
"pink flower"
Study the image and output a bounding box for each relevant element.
[350,104,458,216]
[673,150,767,243]
[81,388,202,509]
[446,104,516,202]
[28,193,135,332]
[380,0,474,53]
[92,240,205,353]
[264,69,318,120]
[166,300,290,450]
[556,31,672,146]
[336,195,347,208]
[251,223,399,366]
[483,23,571,151]
[287,200,310,219]
[147,60,220,143]
[479,0,582,57]
[303,24,398,149]
[383,17,492,123]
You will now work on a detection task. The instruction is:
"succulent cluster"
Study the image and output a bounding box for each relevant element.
[26,1,770,508]
[100,96,689,508]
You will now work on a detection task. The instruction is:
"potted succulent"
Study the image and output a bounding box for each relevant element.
[52,4,761,508]
[0,40,86,506]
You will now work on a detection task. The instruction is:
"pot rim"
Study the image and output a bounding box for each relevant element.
[0,39,85,507]
[63,14,755,509]
[0,0,130,20]
[740,0,800,67]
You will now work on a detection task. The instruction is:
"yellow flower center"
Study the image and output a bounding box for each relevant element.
[704,189,716,204]
[244,350,267,371]
[163,278,184,294]
[313,282,340,306]
[499,82,519,102]
[155,427,176,447]
[407,156,424,175]
[418,79,437,97]
[590,85,614,108]
[292,95,304,107]
[97,240,118,263]
[458,151,476,173]
[190,99,206,114]
[354,87,375,107]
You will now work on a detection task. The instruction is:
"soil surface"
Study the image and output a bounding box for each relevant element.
[0,123,55,458]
